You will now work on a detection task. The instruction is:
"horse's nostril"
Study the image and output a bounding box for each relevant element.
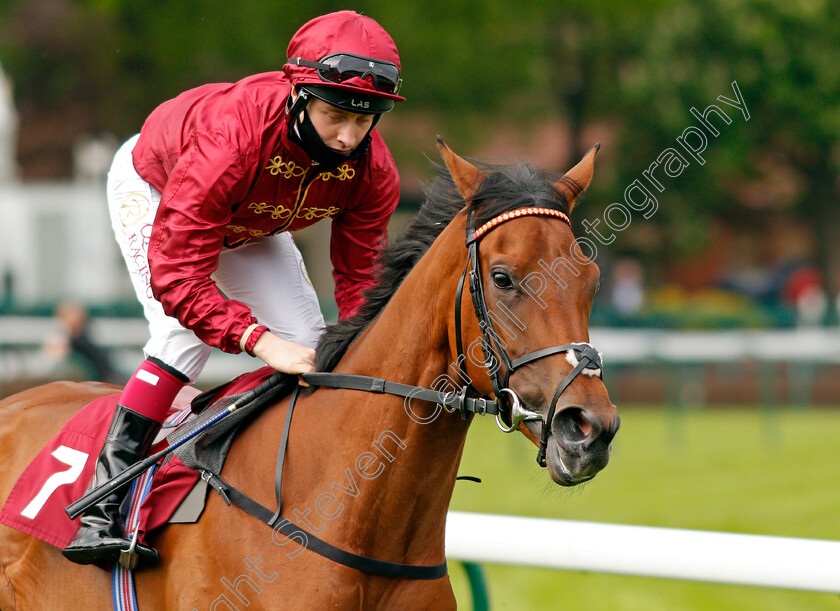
[576,411,592,437]
[555,407,591,443]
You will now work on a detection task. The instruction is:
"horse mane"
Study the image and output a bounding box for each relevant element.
[315,159,569,372]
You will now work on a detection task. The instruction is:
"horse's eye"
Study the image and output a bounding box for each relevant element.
[492,271,514,290]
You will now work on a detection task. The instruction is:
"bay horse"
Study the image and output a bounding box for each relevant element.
[0,141,618,610]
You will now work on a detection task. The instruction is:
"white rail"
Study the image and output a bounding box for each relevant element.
[445,512,840,593]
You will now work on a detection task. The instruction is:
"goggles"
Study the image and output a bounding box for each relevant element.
[287,53,402,96]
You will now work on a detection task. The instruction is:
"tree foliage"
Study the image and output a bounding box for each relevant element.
[603,0,840,301]
[1,0,837,295]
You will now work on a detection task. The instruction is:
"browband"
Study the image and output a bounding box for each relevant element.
[473,207,571,241]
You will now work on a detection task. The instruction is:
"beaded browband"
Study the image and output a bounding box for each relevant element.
[473,207,571,240]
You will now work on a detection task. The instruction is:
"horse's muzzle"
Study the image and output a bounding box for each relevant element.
[530,404,620,486]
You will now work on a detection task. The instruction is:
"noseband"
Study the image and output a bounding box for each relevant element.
[454,207,604,467]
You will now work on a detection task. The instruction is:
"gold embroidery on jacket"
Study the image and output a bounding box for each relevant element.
[265,156,306,179]
[315,163,355,182]
[245,158,351,235]
[246,202,339,223]
[226,225,269,238]
[297,206,340,220]
[248,202,294,221]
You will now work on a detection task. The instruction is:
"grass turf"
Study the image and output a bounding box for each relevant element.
[448,405,840,610]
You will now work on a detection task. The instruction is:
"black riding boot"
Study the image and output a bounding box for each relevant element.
[62,404,161,567]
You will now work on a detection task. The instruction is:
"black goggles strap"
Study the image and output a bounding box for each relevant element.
[287,56,401,94]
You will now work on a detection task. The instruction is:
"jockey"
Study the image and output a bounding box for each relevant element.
[62,10,404,566]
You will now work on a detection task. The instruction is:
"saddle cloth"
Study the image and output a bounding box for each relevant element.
[0,367,279,549]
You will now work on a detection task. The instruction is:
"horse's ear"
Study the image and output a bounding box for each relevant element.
[436,136,486,201]
[556,143,600,213]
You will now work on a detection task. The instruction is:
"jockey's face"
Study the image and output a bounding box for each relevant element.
[306,98,375,154]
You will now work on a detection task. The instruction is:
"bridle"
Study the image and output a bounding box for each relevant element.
[454,206,604,467]
[303,204,605,468]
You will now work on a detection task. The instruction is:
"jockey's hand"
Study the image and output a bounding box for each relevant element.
[252,332,316,385]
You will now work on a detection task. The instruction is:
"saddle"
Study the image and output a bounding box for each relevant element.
[0,367,296,550]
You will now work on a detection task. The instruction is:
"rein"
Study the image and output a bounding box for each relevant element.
[205,204,605,580]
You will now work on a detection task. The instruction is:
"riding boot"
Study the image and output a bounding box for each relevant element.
[61,404,161,567]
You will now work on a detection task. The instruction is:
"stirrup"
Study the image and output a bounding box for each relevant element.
[119,530,141,570]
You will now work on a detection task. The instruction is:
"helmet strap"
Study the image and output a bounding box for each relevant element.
[287,87,375,169]
[287,87,311,125]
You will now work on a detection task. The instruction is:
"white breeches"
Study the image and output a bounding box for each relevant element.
[107,135,325,382]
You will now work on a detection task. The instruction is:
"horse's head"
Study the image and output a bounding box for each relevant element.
[438,139,619,486]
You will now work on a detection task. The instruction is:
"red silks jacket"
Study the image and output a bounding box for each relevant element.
[130,71,399,355]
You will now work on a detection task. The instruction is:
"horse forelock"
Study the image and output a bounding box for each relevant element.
[469,161,569,226]
[315,159,569,372]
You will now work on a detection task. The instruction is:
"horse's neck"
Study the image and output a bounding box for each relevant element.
[227,222,470,564]
[312,223,469,558]
[337,217,465,388]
